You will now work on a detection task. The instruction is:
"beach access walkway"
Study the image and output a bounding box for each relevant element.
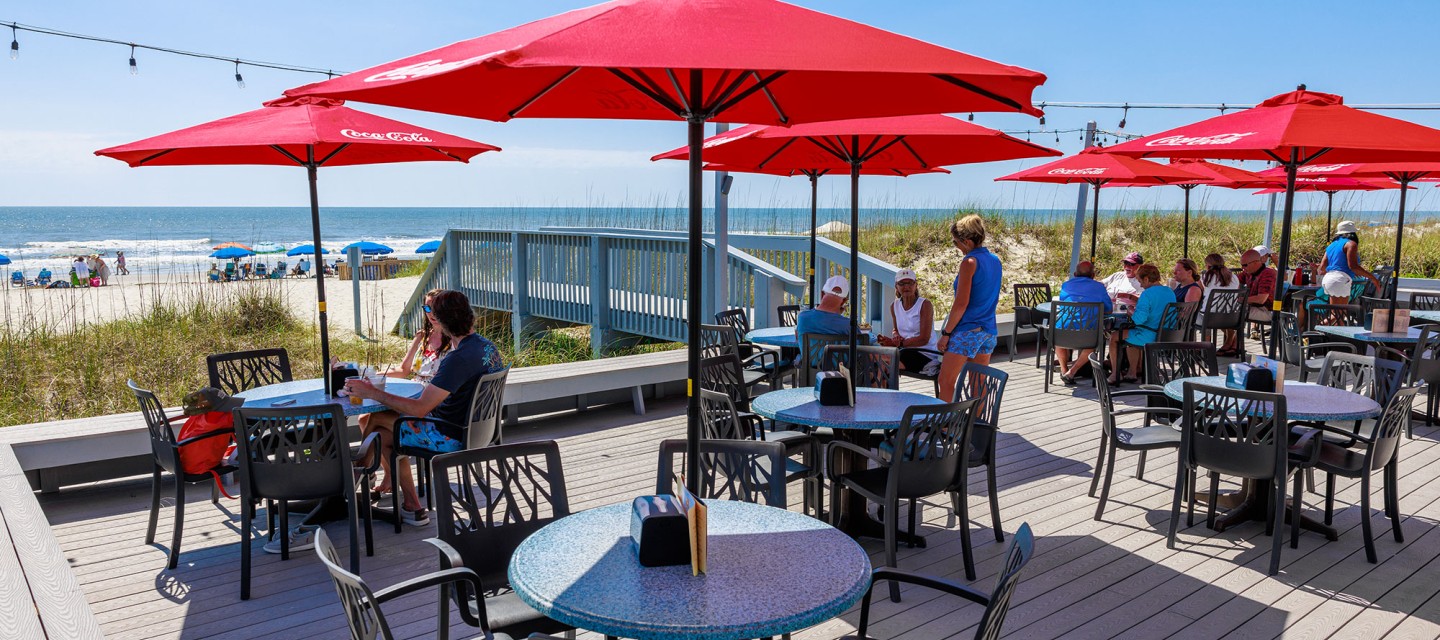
[27,343,1440,639]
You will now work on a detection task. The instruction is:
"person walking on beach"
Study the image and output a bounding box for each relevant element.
[877,268,939,374]
[346,289,505,526]
[936,214,1001,402]
[116,251,129,276]
[92,255,111,286]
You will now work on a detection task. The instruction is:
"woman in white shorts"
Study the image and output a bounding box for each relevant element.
[1318,220,1381,306]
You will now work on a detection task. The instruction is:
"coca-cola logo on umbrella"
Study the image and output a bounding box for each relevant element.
[1297,163,1354,173]
[364,52,503,83]
[1048,167,1106,175]
[341,129,435,143]
[1144,132,1257,147]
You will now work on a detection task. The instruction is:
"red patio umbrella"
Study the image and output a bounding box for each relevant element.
[284,0,1047,491]
[1166,159,1269,258]
[655,114,1060,363]
[704,162,948,308]
[1101,87,1440,340]
[97,96,499,393]
[1252,175,1397,240]
[995,149,1205,259]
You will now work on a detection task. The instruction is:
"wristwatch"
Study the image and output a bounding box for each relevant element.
[941,328,953,337]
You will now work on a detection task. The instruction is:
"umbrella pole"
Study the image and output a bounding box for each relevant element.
[684,72,704,495]
[1325,191,1334,241]
[1270,150,1301,359]
[1387,177,1411,332]
[1089,183,1101,260]
[1182,186,1192,260]
[849,158,861,369]
[809,173,819,307]
[305,151,333,396]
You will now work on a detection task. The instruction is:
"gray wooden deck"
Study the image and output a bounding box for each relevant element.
[34,347,1440,639]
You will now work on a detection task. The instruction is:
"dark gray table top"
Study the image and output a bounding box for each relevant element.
[751,387,944,430]
[1162,376,1382,422]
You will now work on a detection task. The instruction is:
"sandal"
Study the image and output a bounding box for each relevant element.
[1122,376,1140,384]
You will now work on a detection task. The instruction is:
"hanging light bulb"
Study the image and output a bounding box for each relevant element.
[9,25,17,61]
[234,60,245,89]
[1039,115,1045,126]
[1118,104,1129,129]
[967,113,974,122]
[128,44,137,75]
[1055,130,1060,144]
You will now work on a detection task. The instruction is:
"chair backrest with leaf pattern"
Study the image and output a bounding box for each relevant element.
[655,438,786,508]
[821,345,900,390]
[207,348,293,395]
[974,522,1036,640]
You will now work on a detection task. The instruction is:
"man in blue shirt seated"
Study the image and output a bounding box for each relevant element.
[795,275,858,366]
[347,289,505,526]
[1055,260,1112,386]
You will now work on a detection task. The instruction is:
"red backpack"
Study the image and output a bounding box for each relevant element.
[177,412,236,495]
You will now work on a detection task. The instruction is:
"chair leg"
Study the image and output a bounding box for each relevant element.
[391,446,403,534]
[884,498,900,603]
[1201,472,1217,529]
[1094,443,1118,521]
[240,490,253,600]
[1167,462,1186,550]
[1136,450,1148,481]
[906,500,917,548]
[1324,473,1336,525]
[1361,473,1377,564]
[361,481,375,557]
[1044,349,1053,393]
[986,463,1003,542]
[1089,439,1107,498]
[1268,478,1285,576]
[1388,460,1403,543]
[349,492,361,574]
[1290,472,1303,549]
[1306,468,1316,494]
[951,490,977,582]
[828,480,841,528]
[211,476,220,504]
[168,479,186,570]
[1009,325,1018,363]
[146,466,162,545]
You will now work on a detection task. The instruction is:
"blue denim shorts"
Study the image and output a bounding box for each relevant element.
[946,328,997,358]
[398,419,463,453]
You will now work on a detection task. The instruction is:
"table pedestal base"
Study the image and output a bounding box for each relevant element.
[829,431,927,548]
[1208,480,1339,541]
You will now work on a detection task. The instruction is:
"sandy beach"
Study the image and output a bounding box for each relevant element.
[0,270,422,337]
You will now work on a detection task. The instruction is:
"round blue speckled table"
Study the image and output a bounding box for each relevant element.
[1312,324,1425,345]
[1161,376,1382,422]
[508,500,872,640]
[752,387,944,546]
[745,326,874,349]
[750,387,945,430]
[236,378,424,417]
[1412,309,1440,324]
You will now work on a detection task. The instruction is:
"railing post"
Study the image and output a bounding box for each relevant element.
[511,232,530,353]
[753,272,772,330]
[700,241,716,325]
[446,231,462,296]
[874,275,896,335]
[589,235,612,357]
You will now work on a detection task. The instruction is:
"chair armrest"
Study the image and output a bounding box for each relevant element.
[826,440,886,480]
[869,567,989,606]
[736,411,768,440]
[373,566,487,605]
[1110,407,1183,419]
[422,538,483,628]
[423,537,466,569]
[1287,428,1322,468]
[352,432,382,474]
[740,349,779,370]
[1110,389,1169,399]
[1302,342,1355,357]
[176,428,234,447]
[1376,345,1411,364]
[900,347,944,359]
[1137,384,1166,392]
[1289,420,1375,445]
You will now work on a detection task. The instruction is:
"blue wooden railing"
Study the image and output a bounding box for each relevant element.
[397,228,860,355]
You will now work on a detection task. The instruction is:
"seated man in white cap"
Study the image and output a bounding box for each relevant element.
[795,275,859,365]
[1252,244,1273,269]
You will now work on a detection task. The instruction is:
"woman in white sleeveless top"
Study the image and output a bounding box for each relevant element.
[878,269,940,374]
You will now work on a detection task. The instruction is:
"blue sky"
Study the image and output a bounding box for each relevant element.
[3,0,1437,215]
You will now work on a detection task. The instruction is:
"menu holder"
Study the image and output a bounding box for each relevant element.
[673,474,707,576]
[628,495,691,567]
[1372,308,1411,334]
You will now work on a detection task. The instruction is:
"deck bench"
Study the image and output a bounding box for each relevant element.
[0,350,689,493]
[0,444,104,638]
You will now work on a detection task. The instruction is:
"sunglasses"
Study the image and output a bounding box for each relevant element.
[422,304,433,314]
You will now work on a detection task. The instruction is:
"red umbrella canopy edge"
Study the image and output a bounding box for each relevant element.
[282,0,1046,124]
[1101,89,1440,164]
[702,163,949,177]
[995,148,1206,185]
[95,96,499,167]
[1167,158,1269,188]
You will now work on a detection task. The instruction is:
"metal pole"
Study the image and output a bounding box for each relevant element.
[305,149,333,396]
[1182,186,1192,260]
[849,156,861,369]
[1387,177,1411,332]
[684,71,703,495]
[1263,190,1278,249]
[351,245,363,337]
[713,122,730,318]
[1068,121,1097,275]
[1270,149,1300,359]
[809,172,819,307]
[1325,191,1335,241]
[1089,183,1101,260]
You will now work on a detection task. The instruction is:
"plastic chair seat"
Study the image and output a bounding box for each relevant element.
[467,590,571,639]
[1115,424,1182,447]
[1313,442,1370,476]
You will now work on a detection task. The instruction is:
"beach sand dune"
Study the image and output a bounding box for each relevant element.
[1,271,421,337]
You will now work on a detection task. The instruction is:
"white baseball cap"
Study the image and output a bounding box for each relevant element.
[822,275,850,298]
[1336,220,1358,235]
[1252,245,1272,257]
[894,268,918,284]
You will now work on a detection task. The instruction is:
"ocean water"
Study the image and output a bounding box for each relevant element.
[0,205,1427,278]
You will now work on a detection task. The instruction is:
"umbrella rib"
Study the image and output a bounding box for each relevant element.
[1299,148,1333,166]
[897,138,929,169]
[806,136,848,163]
[509,67,580,118]
[755,138,798,170]
[134,149,177,166]
[607,68,684,116]
[708,71,788,122]
[270,145,306,166]
[860,135,902,164]
[930,73,1025,112]
[664,69,692,114]
[705,71,752,115]
[425,146,467,162]
[317,143,350,167]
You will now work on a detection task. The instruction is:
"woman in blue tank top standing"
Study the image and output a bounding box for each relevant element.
[1317,220,1380,307]
[937,214,1002,401]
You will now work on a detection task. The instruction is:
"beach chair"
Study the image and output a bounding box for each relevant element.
[208,271,221,283]
[36,269,52,286]
[10,271,23,287]
[223,263,236,281]
[270,261,286,279]
[255,263,268,278]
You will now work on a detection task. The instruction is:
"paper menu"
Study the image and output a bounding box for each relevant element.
[1372,308,1411,334]
[838,363,855,407]
[673,475,708,575]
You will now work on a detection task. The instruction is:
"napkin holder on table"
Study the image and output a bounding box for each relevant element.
[629,495,691,567]
[815,371,852,406]
[1226,362,1276,393]
[329,366,359,396]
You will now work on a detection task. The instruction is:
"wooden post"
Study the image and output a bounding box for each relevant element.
[511,232,530,353]
[589,235,612,358]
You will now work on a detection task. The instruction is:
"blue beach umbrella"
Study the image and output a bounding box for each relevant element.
[342,241,393,255]
[287,244,330,257]
[415,240,441,254]
[0,254,11,266]
[210,247,256,260]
